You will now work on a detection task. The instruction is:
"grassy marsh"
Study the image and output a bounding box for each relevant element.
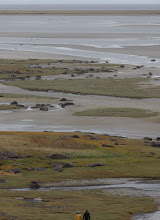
[0,59,117,80]
[0,189,157,220]
[74,107,158,118]
[0,93,58,103]
[4,78,160,98]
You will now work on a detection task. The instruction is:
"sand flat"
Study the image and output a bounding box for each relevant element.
[0,10,160,15]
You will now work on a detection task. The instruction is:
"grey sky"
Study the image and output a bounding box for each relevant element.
[0,0,160,4]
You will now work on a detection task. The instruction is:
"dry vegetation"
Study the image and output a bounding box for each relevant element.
[0,131,159,219]
[0,132,160,184]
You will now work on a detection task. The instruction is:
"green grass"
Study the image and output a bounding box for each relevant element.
[0,131,160,188]
[0,131,159,219]
[74,107,158,118]
[4,78,160,98]
[0,190,156,220]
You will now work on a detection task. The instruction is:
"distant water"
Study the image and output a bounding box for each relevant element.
[0,4,160,11]
[0,14,160,67]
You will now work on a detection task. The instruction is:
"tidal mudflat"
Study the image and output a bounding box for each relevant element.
[0,8,160,220]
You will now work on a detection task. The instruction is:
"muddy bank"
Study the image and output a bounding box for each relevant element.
[0,10,160,15]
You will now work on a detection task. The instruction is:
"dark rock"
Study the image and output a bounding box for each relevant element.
[72,135,80,138]
[0,152,6,160]
[151,142,160,148]
[25,168,33,171]
[60,102,74,108]
[35,104,41,108]
[115,142,119,145]
[16,104,25,108]
[40,106,48,111]
[12,168,21,174]
[83,135,93,138]
[151,59,156,62]
[34,167,48,171]
[86,163,106,167]
[156,137,160,141]
[90,137,102,140]
[120,65,124,68]
[149,72,153,77]
[53,163,63,172]
[47,153,69,159]
[60,98,67,102]
[4,150,19,158]
[111,139,116,141]
[102,144,114,148]
[10,101,17,105]
[35,75,41,80]
[144,137,152,141]
[63,162,76,168]
[29,181,40,189]
[21,155,32,158]
[0,179,6,183]
[13,164,20,166]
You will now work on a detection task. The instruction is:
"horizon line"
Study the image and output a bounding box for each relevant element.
[0,3,160,5]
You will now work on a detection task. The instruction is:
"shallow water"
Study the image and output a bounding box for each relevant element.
[10,180,160,192]
[0,15,160,33]
[1,4,160,11]
[0,40,160,66]
[0,14,160,65]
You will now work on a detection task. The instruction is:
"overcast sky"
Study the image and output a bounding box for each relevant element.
[0,0,160,4]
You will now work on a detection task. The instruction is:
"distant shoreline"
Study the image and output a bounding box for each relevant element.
[0,10,160,15]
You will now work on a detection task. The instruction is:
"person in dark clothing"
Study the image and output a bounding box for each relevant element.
[83,210,90,220]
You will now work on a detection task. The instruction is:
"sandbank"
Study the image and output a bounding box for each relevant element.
[0,10,160,16]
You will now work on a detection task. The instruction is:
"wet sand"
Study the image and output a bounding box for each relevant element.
[0,82,160,139]
[0,32,160,39]
[52,44,160,59]
[0,12,159,138]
